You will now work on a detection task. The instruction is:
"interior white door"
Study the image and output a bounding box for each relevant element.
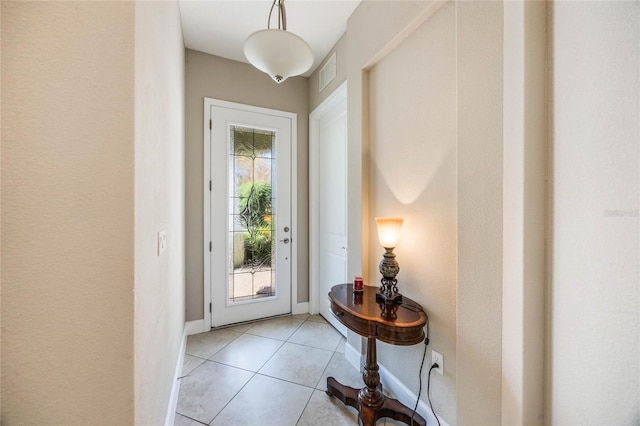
[312,84,348,335]
[208,101,293,327]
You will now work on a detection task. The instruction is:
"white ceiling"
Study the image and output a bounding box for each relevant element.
[178,0,361,76]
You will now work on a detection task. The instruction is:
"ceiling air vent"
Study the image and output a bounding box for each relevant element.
[319,52,337,92]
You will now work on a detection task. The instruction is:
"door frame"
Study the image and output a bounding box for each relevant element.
[203,97,298,329]
[309,82,347,315]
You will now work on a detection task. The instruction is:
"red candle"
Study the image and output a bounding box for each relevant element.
[353,276,364,292]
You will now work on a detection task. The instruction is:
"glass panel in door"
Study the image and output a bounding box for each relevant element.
[228,126,276,303]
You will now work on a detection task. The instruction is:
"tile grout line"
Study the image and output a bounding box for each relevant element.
[243,321,306,342]
[254,370,328,392]
[296,320,355,426]
[282,339,337,353]
[207,319,293,424]
[179,354,208,377]
[207,370,259,426]
[202,356,274,375]
[185,329,244,360]
[313,350,334,391]
[175,413,209,426]
[176,314,342,426]
[205,331,244,360]
[286,317,344,352]
[205,315,320,426]
[294,385,317,426]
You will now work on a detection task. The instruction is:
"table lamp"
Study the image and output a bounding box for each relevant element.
[375,217,404,304]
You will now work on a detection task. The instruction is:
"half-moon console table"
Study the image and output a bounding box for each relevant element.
[327,284,428,426]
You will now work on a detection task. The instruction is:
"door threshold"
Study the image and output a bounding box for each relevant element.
[210,312,295,330]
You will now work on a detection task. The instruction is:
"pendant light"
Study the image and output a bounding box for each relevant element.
[243,0,313,84]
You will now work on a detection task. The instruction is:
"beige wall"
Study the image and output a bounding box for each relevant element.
[367,2,457,422]
[548,1,639,423]
[342,1,506,424]
[346,1,638,424]
[1,1,186,423]
[134,2,185,425]
[346,0,430,311]
[455,2,504,424]
[1,2,135,423]
[3,1,636,424]
[185,50,310,321]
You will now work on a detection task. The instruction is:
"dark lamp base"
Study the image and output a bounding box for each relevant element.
[375,291,403,305]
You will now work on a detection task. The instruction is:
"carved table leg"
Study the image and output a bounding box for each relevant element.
[326,376,359,411]
[327,336,426,426]
[377,397,426,426]
[357,337,383,425]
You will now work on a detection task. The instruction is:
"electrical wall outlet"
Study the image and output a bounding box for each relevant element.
[432,350,444,375]
[158,230,167,256]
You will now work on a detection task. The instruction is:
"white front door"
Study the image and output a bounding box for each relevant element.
[206,99,294,327]
[310,83,348,336]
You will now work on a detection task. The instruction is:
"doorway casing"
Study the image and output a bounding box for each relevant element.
[203,97,299,329]
[309,82,348,326]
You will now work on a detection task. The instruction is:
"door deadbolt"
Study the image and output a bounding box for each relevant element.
[284,226,290,232]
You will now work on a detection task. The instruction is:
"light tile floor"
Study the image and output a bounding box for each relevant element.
[174,314,400,425]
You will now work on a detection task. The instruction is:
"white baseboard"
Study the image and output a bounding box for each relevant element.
[292,301,309,315]
[164,328,187,426]
[185,319,208,336]
[345,341,362,372]
[378,362,449,426]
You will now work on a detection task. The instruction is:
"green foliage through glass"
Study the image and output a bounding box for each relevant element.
[238,182,272,267]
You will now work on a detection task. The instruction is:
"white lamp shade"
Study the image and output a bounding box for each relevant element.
[243,29,313,83]
[375,217,404,249]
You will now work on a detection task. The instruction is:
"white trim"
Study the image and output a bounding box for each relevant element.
[203,100,212,330]
[204,98,298,328]
[290,113,299,316]
[378,362,449,426]
[308,81,348,315]
[185,319,208,336]
[291,301,309,315]
[164,328,187,426]
[344,341,362,372]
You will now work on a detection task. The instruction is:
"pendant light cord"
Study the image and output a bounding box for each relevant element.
[267,0,287,30]
[280,0,287,30]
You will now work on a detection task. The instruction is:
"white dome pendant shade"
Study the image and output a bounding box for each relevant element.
[244,29,313,84]
[243,0,314,84]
